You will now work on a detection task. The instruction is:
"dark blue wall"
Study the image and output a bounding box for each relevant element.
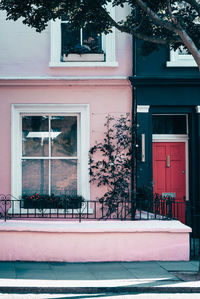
[135,42,200,77]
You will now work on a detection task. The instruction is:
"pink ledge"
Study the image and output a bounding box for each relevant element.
[0,220,192,233]
[0,220,192,262]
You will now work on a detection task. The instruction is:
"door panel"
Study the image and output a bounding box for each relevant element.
[153,142,186,223]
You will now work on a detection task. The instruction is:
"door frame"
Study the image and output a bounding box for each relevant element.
[152,134,189,201]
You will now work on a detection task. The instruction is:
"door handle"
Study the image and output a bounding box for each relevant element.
[167,155,170,168]
[141,134,145,162]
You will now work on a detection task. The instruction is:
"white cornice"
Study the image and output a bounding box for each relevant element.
[137,105,150,113]
[0,76,130,86]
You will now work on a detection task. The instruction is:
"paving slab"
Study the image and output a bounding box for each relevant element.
[14,262,51,270]
[0,261,200,293]
[122,262,157,269]
[0,271,16,279]
[157,261,199,272]
[0,262,15,271]
[50,263,89,272]
[15,269,57,280]
[127,268,179,281]
[54,271,95,280]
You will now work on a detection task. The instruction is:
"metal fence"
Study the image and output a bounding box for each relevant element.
[0,194,186,222]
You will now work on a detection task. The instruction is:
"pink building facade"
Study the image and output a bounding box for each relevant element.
[0,6,191,262]
[0,6,132,199]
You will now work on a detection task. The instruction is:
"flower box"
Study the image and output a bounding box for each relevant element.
[21,194,84,210]
[63,53,105,62]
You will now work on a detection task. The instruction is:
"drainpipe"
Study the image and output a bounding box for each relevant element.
[130,36,137,220]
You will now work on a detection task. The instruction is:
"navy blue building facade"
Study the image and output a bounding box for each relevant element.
[130,43,200,232]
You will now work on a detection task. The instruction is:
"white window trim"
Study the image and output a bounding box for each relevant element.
[49,3,118,68]
[11,104,90,206]
[166,49,197,67]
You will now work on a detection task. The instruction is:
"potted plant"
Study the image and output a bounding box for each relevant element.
[63,42,105,62]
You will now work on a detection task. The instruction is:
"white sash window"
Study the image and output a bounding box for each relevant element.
[11,104,90,202]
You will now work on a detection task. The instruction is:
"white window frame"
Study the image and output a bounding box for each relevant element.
[167,49,197,67]
[11,104,90,204]
[49,3,118,67]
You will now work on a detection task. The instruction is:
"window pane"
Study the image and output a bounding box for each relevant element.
[51,160,77,196]
[178,46,189,55]
[51,116,77,157]
[22,159,49,195]
[61,22,102,56]
[61,23,80,56]
[22,116,49,157]
[152,115,187,134]
[82,25,102,53]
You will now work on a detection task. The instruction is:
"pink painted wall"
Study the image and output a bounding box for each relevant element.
[0,6,132,78]
[0,80,132,196]
[0,221,191,261]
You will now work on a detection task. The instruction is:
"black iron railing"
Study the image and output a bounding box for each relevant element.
[0,194,186,222]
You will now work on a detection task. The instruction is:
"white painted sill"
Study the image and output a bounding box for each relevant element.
[0,220,192,233]
[49,61,119,68]
[63,53,105,62]
[166,60,197,67]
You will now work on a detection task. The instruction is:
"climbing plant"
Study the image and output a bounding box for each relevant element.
[89,114,135,219]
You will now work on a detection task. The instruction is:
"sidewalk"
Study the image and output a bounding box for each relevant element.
[0,261,200,293]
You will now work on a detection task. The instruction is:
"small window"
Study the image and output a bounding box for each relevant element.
[167,48,197,67]
[49,3,118,67]
[61,21,103,54]
[61,20,104,62]
[152,115,187,134]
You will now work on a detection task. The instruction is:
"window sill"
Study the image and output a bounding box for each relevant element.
[166,60,197,67]
[63,53,105,62]
[49,61,119,68]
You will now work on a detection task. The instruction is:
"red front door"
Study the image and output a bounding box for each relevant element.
[153,142,186,223]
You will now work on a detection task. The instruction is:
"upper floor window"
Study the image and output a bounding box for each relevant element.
[61,18,104,62]
[49,3,118,67]
[167,48,197,67]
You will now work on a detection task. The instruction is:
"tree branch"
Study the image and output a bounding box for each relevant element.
[97,3,181,45]
[167,0,178,25]
[167,0,173,19]
[175,26,200,70]
[134,0,177,32]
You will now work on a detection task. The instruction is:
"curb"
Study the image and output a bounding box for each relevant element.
[0,287,200,294]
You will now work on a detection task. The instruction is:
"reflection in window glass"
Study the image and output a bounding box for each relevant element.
[51,116,77,157]
[51,160,77,196]
[61,23,80,56]
[22,159,49,195]
[178,46,189,55]
[61,22,102,56]
[152,115,187,134]
[82,25,102,53]
[22,116,49,157]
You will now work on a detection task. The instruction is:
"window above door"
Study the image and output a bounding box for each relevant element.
[152,115,188,135]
